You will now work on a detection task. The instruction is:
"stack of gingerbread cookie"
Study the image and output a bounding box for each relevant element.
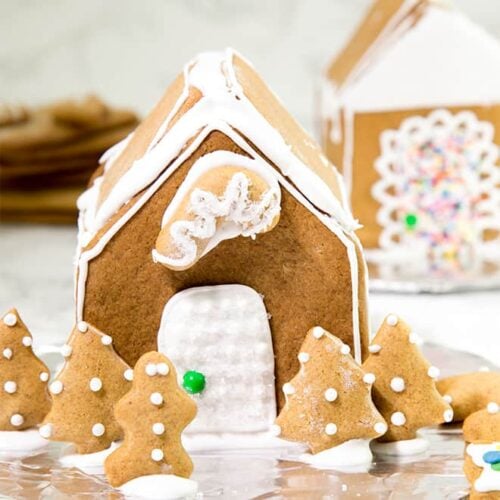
[0,96,138,224]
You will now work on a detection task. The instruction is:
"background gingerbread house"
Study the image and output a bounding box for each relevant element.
[321,0,500,288]
[76,49,369,441]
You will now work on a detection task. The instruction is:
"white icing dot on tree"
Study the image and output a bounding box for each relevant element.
[312,327,325,339]
[325,423,338,435]
[487,401,499,414]
[443,409,454,422]
[77,321,88,333]
[101,335,113,346]
[479,366,490,372]
[150,392,163,406]
[374,421,388,434]
[390,411,406,426]
[61,344,72,357]
[92,423,105,437]
[3,313,17,327]
[89,377,103,392]
[427,366,440,379]
[270,424,281,436]
[386,314,398,326]
[409,332,422,345]
[40,372,49,382]
[124,368,134,381]
[22,336,33,347]
[156,363,169,376]
[390,377,405,392]
[151,448,164,462]
[3,381,17,394]
[282,383,295,395]
[145,363,158,377]
[443,394,453,404]
[363,373,376,384]
[298,352,310,363]
[2,348,12,360]
[152,422,165,435]
[368,344,381,354]
[39,423,53,438]
[324,388,338,402]
[10,413,24,427]
[340,344,351,355]
[50,380,64,395]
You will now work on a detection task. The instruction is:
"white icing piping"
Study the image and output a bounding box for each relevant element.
[76,49,363,362]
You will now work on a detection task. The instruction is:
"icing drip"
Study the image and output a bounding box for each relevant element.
[467,442,500,493]
[118,474,198,499]
[301,439,373,469]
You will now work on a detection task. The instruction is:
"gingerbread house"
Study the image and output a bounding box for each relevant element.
[75,49,369,441]
[321,0,500,287]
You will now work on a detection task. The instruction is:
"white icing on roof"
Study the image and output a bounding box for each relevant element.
[341,7,500,112]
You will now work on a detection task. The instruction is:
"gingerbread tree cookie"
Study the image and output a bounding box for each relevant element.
[463,403,500,499]
[274,326,387,455]
[105,352,197,488]
[0,308,51,431]
[40,322,132,454]
[363,314,453,445]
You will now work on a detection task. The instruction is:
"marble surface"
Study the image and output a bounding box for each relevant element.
[0,224,498,366]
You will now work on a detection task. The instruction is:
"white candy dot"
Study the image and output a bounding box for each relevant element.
[61,344,72,357]
[50,380,63,395]
[101,335,112,346]
[89,377,103,392]
[10,414,24,427]
[156,363,169,376]
[363,373,376,384]
[340,344,351,355]
[487,402,499,414]
[145,363,158,376]
[3,381,17,394]
[386,314,398,326]
[124,368,134,381]
[283,383,295,395]
[77,321,88,333]
[298,352,310,363]
[150,392,163,406]
[39,423,53,438]
[312,327,325,339]
[391,411,406,426]
[2,348,12,360]
[92,423,105,437]
[390,377,405,393]
[325,423,338,435]
[3,313,17,327]
[270,424,281,436]
[324,388,338,402]
[151,448,164,461]
[443,409,454,423]
[443,394,453,404]
[22,336,32,347]
[427,366,440,379]
[374,422,388,434]
[40,372,49,382]
[368,344,381,354]
[479,366,490,372]
[152,422,165,435]
[409,332,422,345]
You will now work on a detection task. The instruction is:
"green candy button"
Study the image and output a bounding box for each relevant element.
[405,212,418,230]
[492,462,500,472]
[182,370,206,395]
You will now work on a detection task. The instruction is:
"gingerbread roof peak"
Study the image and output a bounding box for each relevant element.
[78,49,357,251]
[326,1,500,112]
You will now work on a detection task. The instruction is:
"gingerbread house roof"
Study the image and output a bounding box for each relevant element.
[325,0,500,112]
[78,49,358,252]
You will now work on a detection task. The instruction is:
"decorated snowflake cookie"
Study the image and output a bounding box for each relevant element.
[40,322,132,454]
[104,352,197,488]
[274,326,386,466]
[363,314,452,455]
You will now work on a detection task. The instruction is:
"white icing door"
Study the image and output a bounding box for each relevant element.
[157,284,276,434]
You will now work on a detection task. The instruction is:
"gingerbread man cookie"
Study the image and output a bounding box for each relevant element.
[105,351,197,488]
[40,322,132,454]
[437,372,500,422]
[0,308,51,431]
